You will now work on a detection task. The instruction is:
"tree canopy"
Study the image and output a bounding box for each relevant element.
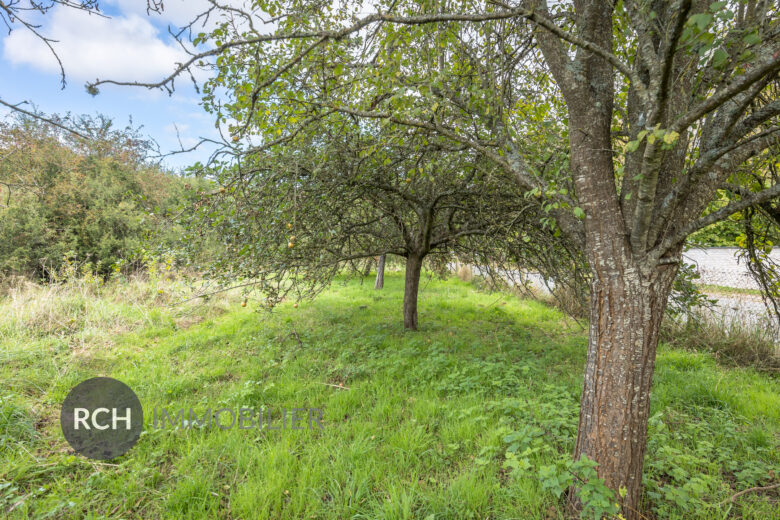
[89,1,780,517]
[185,113,578,329]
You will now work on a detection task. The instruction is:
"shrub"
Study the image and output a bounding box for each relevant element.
[0,115,195,278]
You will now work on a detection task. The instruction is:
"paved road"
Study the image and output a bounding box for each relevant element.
[465,248,779,328]
[680,248,779,328]
[682,247,780,290]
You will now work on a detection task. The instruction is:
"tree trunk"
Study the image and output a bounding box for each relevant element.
[374,254,385,290]
[403,253,423,330]
[570,250,678,519]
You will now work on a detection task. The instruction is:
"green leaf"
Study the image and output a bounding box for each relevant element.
[689,13,713,31]
[712,48,729,68]
[573,207,585,219]
[743,32,761,45]
[663,130,680,145]
[709,1,727,12]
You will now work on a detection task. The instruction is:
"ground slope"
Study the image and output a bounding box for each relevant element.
[1,274,778,519]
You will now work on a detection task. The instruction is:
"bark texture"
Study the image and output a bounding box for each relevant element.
[375,254,386,289]
[572,243,678,516]
[403,254,423,330]
[533,4,681,515]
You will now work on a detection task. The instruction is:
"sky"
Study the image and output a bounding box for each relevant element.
[0,0,227,170]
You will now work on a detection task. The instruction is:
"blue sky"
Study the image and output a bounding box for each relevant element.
[0,0,223,170]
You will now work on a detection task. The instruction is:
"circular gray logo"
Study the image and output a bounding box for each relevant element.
[60,377,143,460]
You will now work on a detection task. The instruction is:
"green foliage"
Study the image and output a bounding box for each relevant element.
[1,274,778,518]
[499,392,620,519]
[667,262,716,320]
[0,395,36,449]
[644,407,778,518]
[0,116,193,278]
[688,219,744,247]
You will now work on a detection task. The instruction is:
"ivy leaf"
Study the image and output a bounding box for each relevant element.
[573,207,585,219]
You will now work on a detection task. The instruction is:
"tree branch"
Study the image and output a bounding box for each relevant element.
[671,51,780,134]
[90,2,644,104]
[88,7,533,92]
[0,97,89,138]
[654,182,780,259]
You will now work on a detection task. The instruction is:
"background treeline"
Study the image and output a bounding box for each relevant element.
[0,115,204,279]
[0,110,750,288]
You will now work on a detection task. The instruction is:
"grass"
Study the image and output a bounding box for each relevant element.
[697,284,763,297]
[1,273,779,519]
[661,312,780,371]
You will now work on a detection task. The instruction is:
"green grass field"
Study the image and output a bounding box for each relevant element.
[1,273,778,519]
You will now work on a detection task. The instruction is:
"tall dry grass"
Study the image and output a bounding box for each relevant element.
[661,311,780,371]
[0,267,241,360]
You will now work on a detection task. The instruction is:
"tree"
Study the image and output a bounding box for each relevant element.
[185,115,553,330]
[91,1,780,516]
[375,254,386,289]
[525,4,778,515]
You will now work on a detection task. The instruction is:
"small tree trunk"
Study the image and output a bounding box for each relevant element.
[374,254,386,290]
[570,254,678,519]
[403,253,423,330]
[362,259,372,277]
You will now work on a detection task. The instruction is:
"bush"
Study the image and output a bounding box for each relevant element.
[0,115,195,278]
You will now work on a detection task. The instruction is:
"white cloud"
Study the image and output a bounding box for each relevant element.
[2,6,186,84]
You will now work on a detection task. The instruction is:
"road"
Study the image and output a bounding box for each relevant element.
[682,247,780,290]
[466,248,778,329]
[681,248,777,328]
